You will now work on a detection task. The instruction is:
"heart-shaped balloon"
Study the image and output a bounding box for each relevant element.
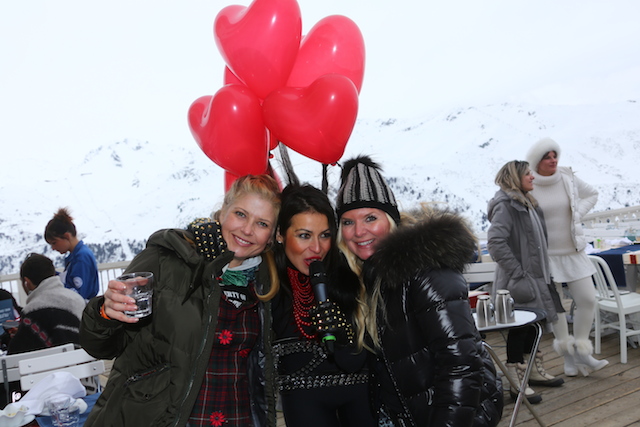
[223,66,244,86]
[188,85,269,176]
[224,170,241,192]
[215,0,302,99]
[225,162,284,192]
[287,15,365,93]
[222,67,278,152]
[266,128,281,151]
[263,74,359,164]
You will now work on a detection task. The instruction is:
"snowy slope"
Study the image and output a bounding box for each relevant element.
[1,101,639,274]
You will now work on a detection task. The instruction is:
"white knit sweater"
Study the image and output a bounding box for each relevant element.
[531,167,597,282]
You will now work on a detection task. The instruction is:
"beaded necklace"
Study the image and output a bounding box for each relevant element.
[287,267,317,340]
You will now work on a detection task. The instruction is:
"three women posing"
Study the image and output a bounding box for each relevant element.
[80,163,502,426]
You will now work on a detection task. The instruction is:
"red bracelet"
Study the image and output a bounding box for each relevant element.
[100,304,111,320]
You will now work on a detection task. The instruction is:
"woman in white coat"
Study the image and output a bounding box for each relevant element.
[526,137,608,376]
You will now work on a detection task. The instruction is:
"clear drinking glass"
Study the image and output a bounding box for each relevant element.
[46,396,80,427]
[118,272,154,318]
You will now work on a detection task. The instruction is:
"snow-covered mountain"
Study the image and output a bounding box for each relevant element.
[2,101,639,275]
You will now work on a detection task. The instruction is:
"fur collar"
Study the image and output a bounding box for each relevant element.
[365,210,477,289]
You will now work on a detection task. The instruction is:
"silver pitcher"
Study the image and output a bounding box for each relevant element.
[495,289,516,324]
[476,295,496,328]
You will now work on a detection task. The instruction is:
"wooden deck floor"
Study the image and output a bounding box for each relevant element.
[98,310,640,426]
[276,317,640,427]
[490,326,640,427]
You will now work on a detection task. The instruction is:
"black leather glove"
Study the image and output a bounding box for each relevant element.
[309,300,353,345]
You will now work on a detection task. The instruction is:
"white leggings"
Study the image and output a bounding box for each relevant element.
[552,277,597,342]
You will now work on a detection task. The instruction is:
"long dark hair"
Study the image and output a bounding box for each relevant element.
[273,184,360,314]
[273,184,340,285]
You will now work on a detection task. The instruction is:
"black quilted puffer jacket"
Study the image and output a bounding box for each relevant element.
[363,210,503,427]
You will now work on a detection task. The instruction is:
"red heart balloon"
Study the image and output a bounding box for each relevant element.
[225,162,283,192]
[188,85,269,176]
[223,66,244,86]
[287,15,365,93]
[262,74,359,164]
[222,67,279,153]
[224,170,241,192]
[214,0,302,99]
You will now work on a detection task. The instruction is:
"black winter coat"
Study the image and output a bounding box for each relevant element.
[364,211,503,427]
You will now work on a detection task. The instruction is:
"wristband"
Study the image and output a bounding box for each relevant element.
[100,304,111,320]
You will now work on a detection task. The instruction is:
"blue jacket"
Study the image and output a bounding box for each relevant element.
[63,240,99,300]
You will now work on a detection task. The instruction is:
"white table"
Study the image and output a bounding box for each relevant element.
[474,308,547,427]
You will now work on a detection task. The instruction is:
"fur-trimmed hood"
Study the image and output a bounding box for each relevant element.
[365,209,477,289]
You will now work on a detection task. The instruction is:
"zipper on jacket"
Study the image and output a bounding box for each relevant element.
[123,363,170,388]
[172,285,216,427]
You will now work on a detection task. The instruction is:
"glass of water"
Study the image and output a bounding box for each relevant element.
[46,396,80,427]
[118,272,154,318]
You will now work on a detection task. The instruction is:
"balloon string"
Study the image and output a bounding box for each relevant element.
[278,143,301,186]
[321,164,328,195]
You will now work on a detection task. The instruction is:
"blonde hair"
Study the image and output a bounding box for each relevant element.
[494,160,537,208]
[337,210,399,352]
[214,175,281,222]
[216,174,282,301]
[343,206,449,351]
[258,250,279,302]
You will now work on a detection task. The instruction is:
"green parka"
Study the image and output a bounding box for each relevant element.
[79,228,277,427]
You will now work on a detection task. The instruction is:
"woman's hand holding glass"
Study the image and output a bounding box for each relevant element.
[102,279,140,323]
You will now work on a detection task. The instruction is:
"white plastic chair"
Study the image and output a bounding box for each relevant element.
[1,344,77,403]
[463,262,496,290]
[590,255,640,363]
[18,348,105,393]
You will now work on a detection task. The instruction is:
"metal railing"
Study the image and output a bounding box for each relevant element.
[582,205,640,228]
[0,261,131,306]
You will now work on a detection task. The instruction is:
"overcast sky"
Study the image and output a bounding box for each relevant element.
[2,0,639,158]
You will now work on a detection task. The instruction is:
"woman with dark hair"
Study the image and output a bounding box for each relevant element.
[45,207,99,300]
[270,183,374,427]
[487,160,566,404]
[337,156,503,427]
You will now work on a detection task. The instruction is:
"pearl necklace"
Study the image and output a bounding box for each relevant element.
[287,268,317,340]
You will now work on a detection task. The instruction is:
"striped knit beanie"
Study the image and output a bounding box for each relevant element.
[335,156,400,224]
